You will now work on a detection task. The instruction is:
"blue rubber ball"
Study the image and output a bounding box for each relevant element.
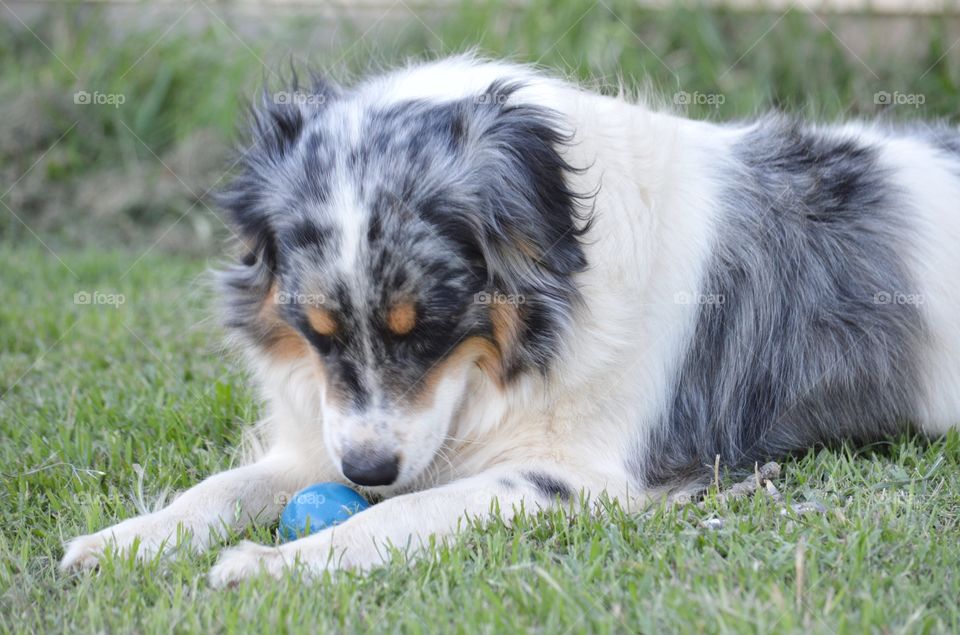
[279,483,370,542]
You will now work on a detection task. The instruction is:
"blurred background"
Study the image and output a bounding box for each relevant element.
[2,0,960,257]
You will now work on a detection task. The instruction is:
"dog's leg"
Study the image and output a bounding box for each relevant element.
[208,464,615,587]
[60,451,321,571]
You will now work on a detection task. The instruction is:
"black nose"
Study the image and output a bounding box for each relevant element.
[341,450,400,486]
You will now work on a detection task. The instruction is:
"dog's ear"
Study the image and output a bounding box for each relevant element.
[217,75,342,272]
[215,75,340,352]
[461,82,594,372]
[467,82,592,291]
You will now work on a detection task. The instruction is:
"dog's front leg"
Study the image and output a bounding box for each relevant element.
[208,464,593,587]
[61,451,321,572]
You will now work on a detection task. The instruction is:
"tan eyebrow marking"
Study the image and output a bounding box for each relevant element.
[387,302,416,335]
[307,306,337,336]
[259,283,311,360]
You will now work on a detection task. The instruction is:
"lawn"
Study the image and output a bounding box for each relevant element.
[2,249,959,633]
[3,1,960,633]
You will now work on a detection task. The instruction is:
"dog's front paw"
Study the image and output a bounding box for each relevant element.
[60,514,171,573]
[208,541,287,588]
[60,532,113,572]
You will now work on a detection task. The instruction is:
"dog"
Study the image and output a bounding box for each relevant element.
[61,56,960,586]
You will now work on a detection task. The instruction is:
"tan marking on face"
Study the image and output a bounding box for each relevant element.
[258,284,310,360]
[387,302,416,335]
[253,285,342,413]
[410,336,503,410]
[489,300,521,358]
[307,306,337,336]
[410,300,521,408]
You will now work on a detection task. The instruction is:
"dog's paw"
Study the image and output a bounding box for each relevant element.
[208,541,287,588]
[60,515,171,573]
[60,532,111,572]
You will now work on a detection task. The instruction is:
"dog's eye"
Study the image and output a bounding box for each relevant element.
[307,330,337,355]
[302,309,341,355]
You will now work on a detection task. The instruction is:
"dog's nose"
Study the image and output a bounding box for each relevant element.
[341,450,400,486]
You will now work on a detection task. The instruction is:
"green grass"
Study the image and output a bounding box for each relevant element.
[2,245,960,633]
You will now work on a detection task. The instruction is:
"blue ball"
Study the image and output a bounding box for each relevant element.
[279,483,370,542]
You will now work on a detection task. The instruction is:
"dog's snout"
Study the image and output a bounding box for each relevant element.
[341,449,400,487]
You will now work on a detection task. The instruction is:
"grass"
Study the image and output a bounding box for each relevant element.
[2,250,960,633]
[3,1,960,632]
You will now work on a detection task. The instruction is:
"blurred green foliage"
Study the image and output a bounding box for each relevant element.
[0,0,957,249]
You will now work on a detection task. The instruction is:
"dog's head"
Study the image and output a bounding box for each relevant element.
[217,65,590,490]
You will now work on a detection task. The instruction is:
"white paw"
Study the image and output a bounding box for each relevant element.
[60,515,171,572]
[208,541,287,588]
[60,532,111,572]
